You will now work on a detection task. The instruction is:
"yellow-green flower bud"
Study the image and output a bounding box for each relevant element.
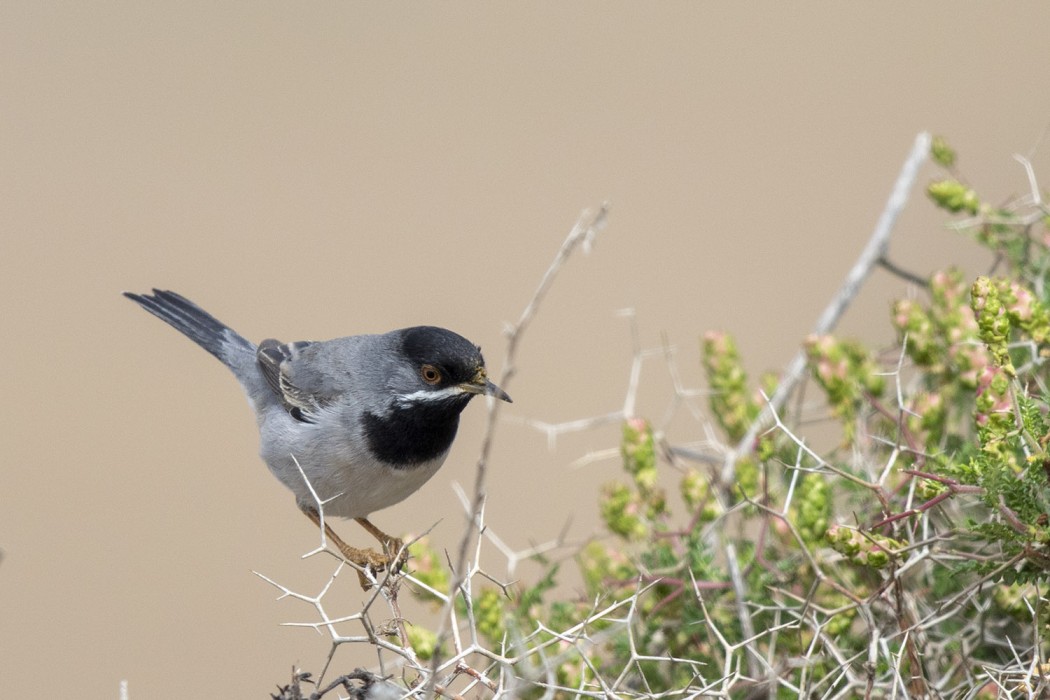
[930,136,957,168]
[927,179,979,215]
[971,276,1014,375]
[405,625,439,660]
[793,475,831,546]
[622,418,658,492]
[826,525,904,569]
[601,481,648,540]
[475,588,506,644]
[702,331,760,442]
[408,537,450,602]
[680,468,720,522]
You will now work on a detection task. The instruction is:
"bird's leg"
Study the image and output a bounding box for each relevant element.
[355,517,407,570]
[302,509,393,588]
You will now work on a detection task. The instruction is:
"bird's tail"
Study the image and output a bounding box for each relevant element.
[124,289,257,370]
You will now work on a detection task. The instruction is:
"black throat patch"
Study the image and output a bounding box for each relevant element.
[362,397,471,468]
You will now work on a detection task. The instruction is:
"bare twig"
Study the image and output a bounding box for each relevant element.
[426,204,609,693]
[254,146,1048,698]
[720,132,931,487]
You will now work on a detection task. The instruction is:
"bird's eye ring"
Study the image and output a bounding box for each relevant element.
[420,364,442,385]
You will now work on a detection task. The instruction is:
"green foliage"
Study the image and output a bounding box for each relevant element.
[930,135,957,168]
[927,178,980,215]
[402,138,1050,696]
[804,334,885,438]
[825,525,904,569]
[408,537,450,599]
[404,624,439,661]
[792,474,831,547]
[893,268,988,387]
[702,331,761,442]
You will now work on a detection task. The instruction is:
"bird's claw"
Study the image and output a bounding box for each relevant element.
[381,536,407,571]
[350,543,408,589]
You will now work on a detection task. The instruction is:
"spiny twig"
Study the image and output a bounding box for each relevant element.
[720,132,932,487]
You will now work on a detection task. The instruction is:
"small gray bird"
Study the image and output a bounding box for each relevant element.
[125,290,510,579]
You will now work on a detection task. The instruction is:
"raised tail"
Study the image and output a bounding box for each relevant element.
[124,289,257,371]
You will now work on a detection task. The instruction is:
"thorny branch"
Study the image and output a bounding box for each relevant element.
[425,204,609,693]
[253,137,1050,698]
[721,132,932,487]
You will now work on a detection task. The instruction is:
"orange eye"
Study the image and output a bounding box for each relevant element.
[420,364,442,385]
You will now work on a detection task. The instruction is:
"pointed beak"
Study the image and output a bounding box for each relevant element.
[460,378,512,403]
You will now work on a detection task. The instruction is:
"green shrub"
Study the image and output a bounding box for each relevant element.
[403,138,1050,697]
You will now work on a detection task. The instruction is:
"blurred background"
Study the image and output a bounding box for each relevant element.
[4,3,1050,696]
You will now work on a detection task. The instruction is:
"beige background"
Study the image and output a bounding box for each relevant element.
[4,3,1050,697]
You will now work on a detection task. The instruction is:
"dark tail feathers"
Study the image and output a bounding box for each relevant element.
[124,289,255,365]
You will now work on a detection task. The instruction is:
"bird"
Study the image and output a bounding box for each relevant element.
[124,289,511,583]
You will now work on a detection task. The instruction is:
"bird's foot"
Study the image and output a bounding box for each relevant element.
[302,508,407,590]
[329,541,401,589]
[355,517,409,574]
[349,538,408,589]
[379,535,407,571]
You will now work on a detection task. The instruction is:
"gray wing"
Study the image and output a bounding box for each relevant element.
[257,334,381,423]
[257,339,330,423]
